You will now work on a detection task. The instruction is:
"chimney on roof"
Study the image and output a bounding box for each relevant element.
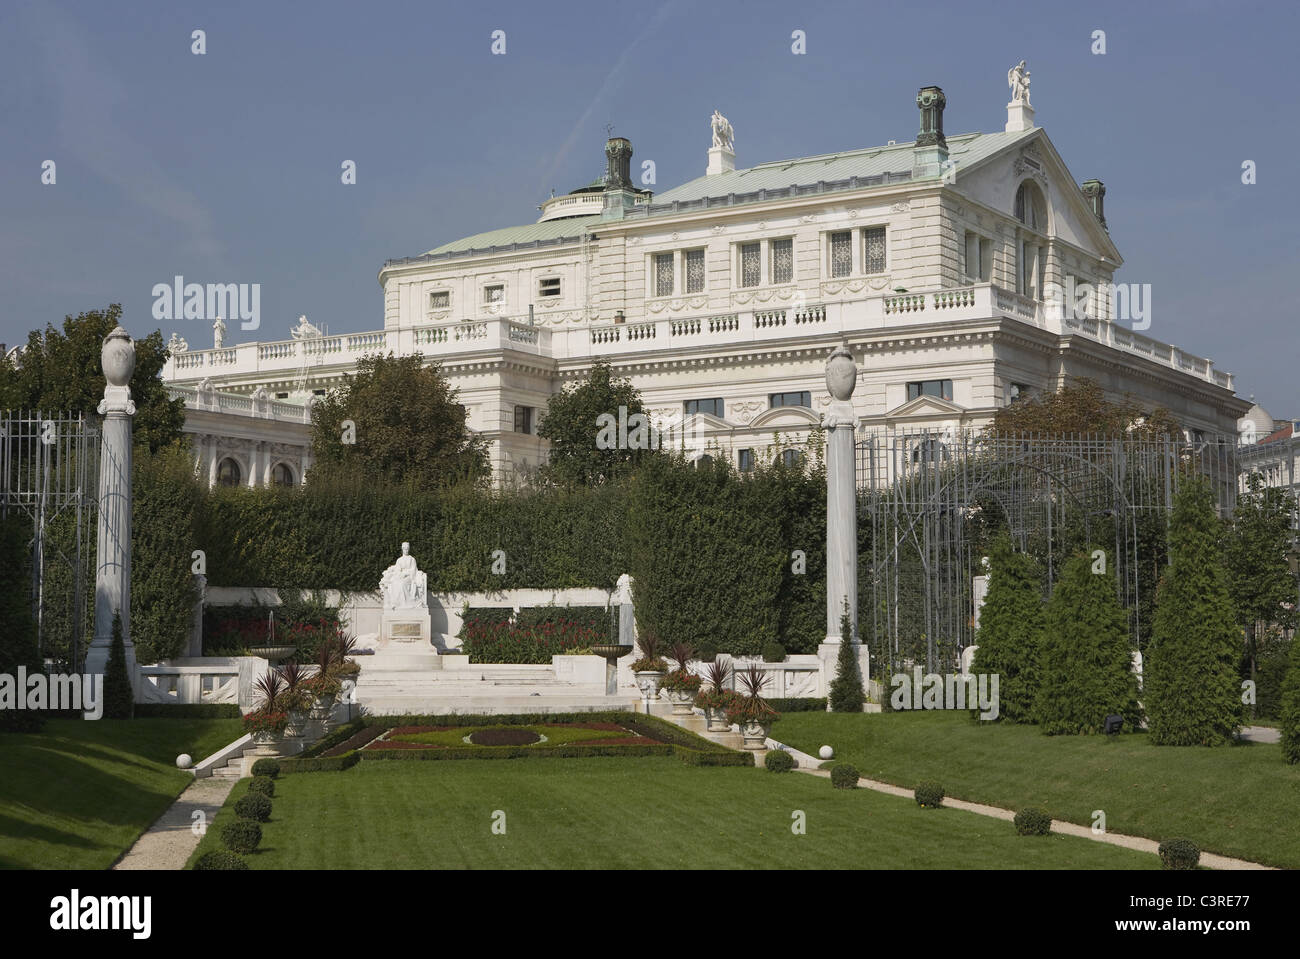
[602,136,637,220]
[1081,179,1107,229]
[913,86,948,179]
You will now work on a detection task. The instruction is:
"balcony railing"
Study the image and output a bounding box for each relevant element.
[161,286,1232,392]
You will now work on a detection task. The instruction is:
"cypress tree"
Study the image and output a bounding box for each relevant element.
[970,534,1045,723]
[1277,631,1300,764]
[1036,549,1140,735]
[1146,479,1243,745]
[103,611,134,720]
[829,604,865,712]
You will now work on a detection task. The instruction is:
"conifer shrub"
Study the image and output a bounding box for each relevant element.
[914,781,945,808]
[220,819,262,854]
[250,758,281,779]
[764,749,796,772]
[970,534,1045,723]
[103,611,134,720]
[1014,808,1052,836]
[1158,838,1201,870]
[1035,550,1139,735]
[234,793,272,823]
[829,607,865,712]
[194,850,248,870]
[1146,479,1243,745]
[830,763,859,789]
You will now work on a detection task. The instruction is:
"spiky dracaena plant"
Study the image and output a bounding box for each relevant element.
[669,641,694,674]
[252,669,285,714]
[276,661,311,712]
[727,664,780,725]
[631,631,667,671]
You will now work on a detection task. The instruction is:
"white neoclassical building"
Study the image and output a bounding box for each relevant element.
[162,67,1248,486]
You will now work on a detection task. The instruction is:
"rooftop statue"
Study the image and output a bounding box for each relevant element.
[1008,60,1031,105]
[213,316,226,349]
[291,314,322,339]
[711,110,734,152]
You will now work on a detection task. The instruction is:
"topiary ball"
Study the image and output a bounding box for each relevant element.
[765,749,796,772]
[175,754,193,769]
[761,642,786,663]
[234,792,272,823]
[830,763,860,789]
[247,776,275,799]
[250,758,280,779]
[818,745,834,760]
[914,781,945,808]
[1158,838,1201,870]
[220,818,262,855]
[1014,807,1052,836]
[193,850,248,870]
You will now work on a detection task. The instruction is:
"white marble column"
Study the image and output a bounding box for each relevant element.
[85,326,138,685]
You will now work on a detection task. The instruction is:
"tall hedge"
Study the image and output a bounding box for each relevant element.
[132,444,201,664]
[971,534,1044,723]
[1280,636,1300,764]
[1035,550,1140,735]
[1145,479,1243,746]
[0,515,44,732]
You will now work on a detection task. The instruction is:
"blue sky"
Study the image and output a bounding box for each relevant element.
[2,0,1297,414]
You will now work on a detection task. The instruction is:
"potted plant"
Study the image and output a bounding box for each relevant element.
[694,657,738,732]
[244,670,288,747]
[305,642,343,724]
[662,642,702,715]
[276,662,313,739]
[629,632,668,705]
[725,665,781,749]
[329,633,362,705]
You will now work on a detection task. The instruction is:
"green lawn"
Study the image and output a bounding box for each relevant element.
[774,711,1300,868]
[187,756,1158,869]
[0,718,243,870]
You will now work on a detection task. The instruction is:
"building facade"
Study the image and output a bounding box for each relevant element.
[161,68,1249,485]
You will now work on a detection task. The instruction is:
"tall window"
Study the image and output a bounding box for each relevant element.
[781,449,805,468]
[684,398,724,418]
[770,391,812,409]
[964,232,991,281]
[830,231,852,278]
[514,406,533,434]
[771,238,793,285]
[737,448,755,472]
[740,242,761,288]
[863,226,887,274]
[216,458,242,487]
[906,380,953,402]
[685,249,705,293]
[654,253,674,297]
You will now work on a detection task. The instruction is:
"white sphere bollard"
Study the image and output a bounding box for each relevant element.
[818,745,834,760]
[176,754,193,770]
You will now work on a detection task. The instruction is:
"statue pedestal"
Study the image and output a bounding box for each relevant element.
[1005,101,1034,133]
[707,145,735,176]
[381,608,432,645]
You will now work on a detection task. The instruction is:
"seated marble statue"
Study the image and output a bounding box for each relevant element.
[379,542,428,609]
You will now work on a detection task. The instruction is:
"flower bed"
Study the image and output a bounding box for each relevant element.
[461,620,603,664]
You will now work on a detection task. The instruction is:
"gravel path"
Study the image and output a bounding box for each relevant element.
[113,776,237,871]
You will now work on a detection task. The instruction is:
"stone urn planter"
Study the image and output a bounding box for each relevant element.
[284,709,310,739]
[667,687,696,716]
[310,692,338,731]
[634,671,665,705]
[705,706,732,733]
[739,720,772,750]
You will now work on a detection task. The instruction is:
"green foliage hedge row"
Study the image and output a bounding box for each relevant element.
[766,698,827,713]
[133,703,242,719]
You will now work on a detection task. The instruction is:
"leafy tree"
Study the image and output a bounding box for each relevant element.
[132,446,202,664]
[1035,549,1140,735]
[989,377,1181,439]
[829,604,866,712]
[0,304,184,453]
[308,353,488,488]
[1222,474,1298,714]
[1280,636,1300,764]
[103,611,134,720]
[971,534,1045,723]
[0,516,44,732]
[1146,479,1243,746]
[538,362,647,486]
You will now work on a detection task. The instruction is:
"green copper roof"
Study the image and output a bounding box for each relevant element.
[652,128,1038,204]
[426,215,599,256]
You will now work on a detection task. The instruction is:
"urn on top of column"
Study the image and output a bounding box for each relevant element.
[99,326,136,416]
[825,344,858,402]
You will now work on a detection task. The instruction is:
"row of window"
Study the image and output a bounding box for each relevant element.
[215,458,296,488]
[429,278,563,312]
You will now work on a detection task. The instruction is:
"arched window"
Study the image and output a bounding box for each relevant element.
[216,457,242,487]
[1013,181,1048,299]
[271,463,295,487]
[1014,181,1045,231]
